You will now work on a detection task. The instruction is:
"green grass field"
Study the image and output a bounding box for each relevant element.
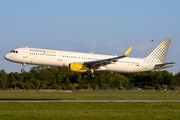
[1,92,180,120]
[0,92,180,100]
[0,102,180,120]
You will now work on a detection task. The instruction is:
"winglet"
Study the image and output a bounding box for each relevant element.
[91,51,94,54]
[125,46,133,56]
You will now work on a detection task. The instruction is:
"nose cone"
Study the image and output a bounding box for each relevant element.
[4,54,7,60]
[4,53,10,60]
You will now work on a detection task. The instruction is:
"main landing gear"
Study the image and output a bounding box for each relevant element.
[82,70,95,79]
[90,70,95,78]
[90,73,95,78]
[21,63,26,73]
[82,73,88,79]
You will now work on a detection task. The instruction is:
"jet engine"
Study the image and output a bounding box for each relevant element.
[58,63,87,73]
[69,63,87,72]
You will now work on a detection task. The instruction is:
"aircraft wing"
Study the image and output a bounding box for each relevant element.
[75,46,133,69]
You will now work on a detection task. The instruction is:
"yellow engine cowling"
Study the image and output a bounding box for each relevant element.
[58,67,75,73]
[69,63,87,72]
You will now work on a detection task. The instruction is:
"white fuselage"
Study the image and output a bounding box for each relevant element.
[4,47,153,73]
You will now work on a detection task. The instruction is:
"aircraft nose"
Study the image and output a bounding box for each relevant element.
[4,54,9,60]
[4,54,7,60]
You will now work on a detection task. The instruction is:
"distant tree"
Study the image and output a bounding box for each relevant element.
[41,81,50,89]
[0,70,7,89]
[39,68,54,85]
[161,70,173,85]
[104,84,111,90]
[153,71,164,85]
[76,74,88,88]
[52,84,61,89]
[76,74,83,84]
[113,74,129,89]
[155,84,162,90]
[58,83,67,90]
[92,84,99,90]
[174,72,180,88]
[34,79,41,89]
[128,83,134,89]
[105,73,114,87]
[14,72,24,89]
[8,73,16,89]
[64,77,71,89]
[0,65,178,90]
[99,72,105,87]
[56,72,66,84]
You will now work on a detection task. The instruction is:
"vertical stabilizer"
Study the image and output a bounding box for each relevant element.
[145,38,172,64]
[135,38,172,72]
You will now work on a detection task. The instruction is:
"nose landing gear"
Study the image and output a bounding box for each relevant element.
[21,63,26,73]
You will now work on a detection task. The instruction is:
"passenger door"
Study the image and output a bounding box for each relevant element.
[58,52,62,61]
[23,48,28,58]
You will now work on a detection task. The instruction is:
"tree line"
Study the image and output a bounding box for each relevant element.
[0,65,180,90]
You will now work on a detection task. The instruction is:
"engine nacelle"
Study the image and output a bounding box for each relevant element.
[69,63,87,72]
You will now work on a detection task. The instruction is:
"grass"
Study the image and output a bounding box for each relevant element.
[0,92,180,100]
[0,92,180,120]
[0,102,180,120]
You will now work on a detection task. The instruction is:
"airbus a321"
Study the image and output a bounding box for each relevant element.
[4,38,175,78]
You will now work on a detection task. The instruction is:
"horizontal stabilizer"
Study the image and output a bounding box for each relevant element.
[155,62,175,69]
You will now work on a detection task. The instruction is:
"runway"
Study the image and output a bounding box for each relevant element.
[0,100,180,102]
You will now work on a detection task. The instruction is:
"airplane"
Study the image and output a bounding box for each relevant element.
[4,38,175,78]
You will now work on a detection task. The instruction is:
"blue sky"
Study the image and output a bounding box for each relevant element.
[0,0,180,74]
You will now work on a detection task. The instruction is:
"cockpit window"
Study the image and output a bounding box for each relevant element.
[10,50,18,53]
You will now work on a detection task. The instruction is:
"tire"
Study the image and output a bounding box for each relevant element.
[21,69,25,73]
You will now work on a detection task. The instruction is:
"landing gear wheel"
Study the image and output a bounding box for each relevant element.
[91,74,95,78]
[83,74,87,79]
[82,73,87,79]
[21,69,25,73]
